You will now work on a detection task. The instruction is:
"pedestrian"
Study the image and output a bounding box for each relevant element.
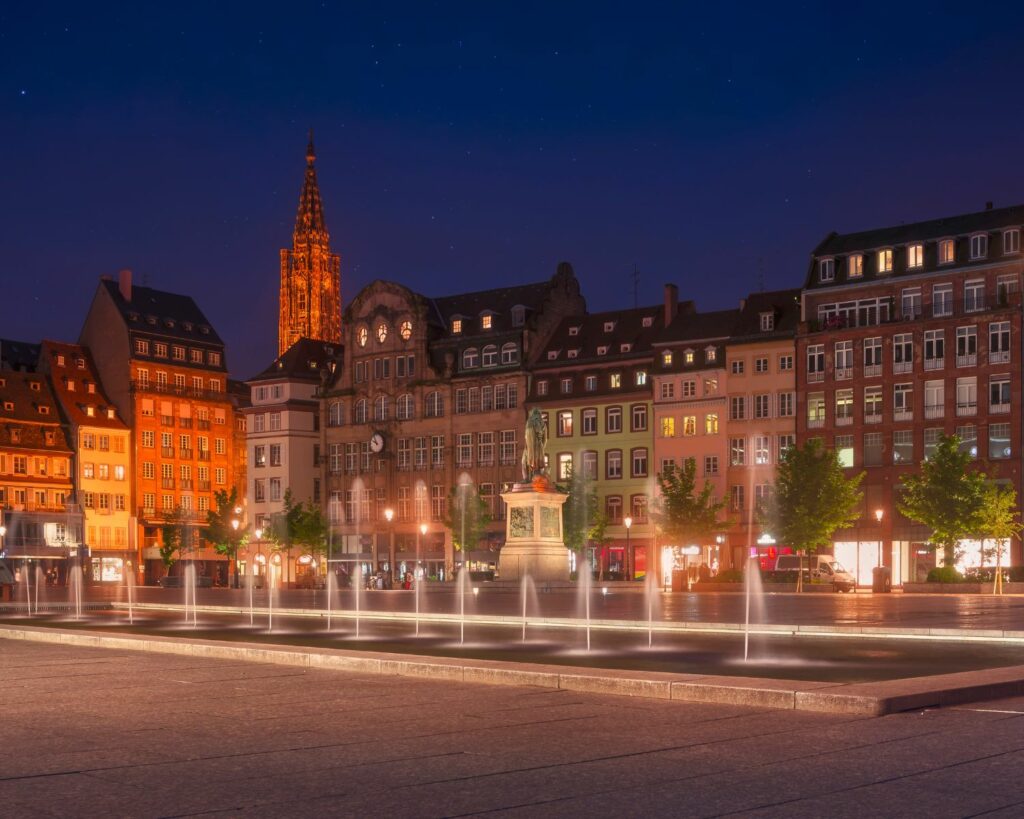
[402,572,413,591]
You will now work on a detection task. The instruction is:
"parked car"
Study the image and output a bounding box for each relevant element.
[774,555,856,592]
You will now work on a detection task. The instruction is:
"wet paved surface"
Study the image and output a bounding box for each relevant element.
[5,607,1024,683]
[16,583,1024,630]
[4,639,1024,817]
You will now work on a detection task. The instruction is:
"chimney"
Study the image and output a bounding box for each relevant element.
[664,283,679,326]
[738,297,747,311]
[119,269,132,302]
[986,201,993,211]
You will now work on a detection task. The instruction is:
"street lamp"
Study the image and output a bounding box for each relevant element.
[254,527,263,588]
[875,508,885,583]
[384,507,395,585]
[230,517,240,588]
[623,516,633,581]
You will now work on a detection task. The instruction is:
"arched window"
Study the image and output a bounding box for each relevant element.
[425,391,445,418]
[482,344,498,367]
[397,393,414,420]
[374,395,388,421]
[328,401,344,427]
[462,347,479,369]
[355,398,368,424]
[501,343,519,365]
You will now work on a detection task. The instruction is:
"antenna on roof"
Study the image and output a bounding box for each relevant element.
[631,265,640,308]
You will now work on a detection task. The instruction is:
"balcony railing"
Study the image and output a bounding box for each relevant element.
[893,360,913,374]
[956,402,977,417]
[131,380,228,403]
[179,417,192,428]
[161,478,174,489]
[807,371,824,383]
[198,419,211,430]
[160,415,173,426]
[180,479,194,491]
[956,354,977,367]
[991,403,1011,415]
[806,292,1021,334]
[864,412,882,424]
[198,450,211,461]
[894,409,913,422]
[179,449,193,460]
[924,357,944,371]
[835,367,853,381]
[863,364,882,378]
[198,480,211,491]
[835,416,853,426]
[924,404,944,419]
[807,418,825,429]
[989,350,1011,365]
[161,446,174,458]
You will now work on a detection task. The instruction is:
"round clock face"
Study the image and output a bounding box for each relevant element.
[369,432,385,453]
[357,326,368,347]
[400,319,413,340]
[376,322,388,343]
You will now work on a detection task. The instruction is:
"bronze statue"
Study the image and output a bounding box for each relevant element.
[521,407,547,480]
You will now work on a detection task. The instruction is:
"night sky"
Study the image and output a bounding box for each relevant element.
[3,1,1024,378]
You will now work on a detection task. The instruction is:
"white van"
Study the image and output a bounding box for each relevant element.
[774,554,856,592]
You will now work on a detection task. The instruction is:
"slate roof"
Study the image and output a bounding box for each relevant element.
[730,289,801,343]
[533,305,665,370]
[99,279,224,346]
[0,370,73,453]
[656,308,740,345]
[39,341,127,430]
[0,338,41,372]
[248,337,341,382]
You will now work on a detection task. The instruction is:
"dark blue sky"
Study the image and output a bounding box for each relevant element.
[3,1,1024,378]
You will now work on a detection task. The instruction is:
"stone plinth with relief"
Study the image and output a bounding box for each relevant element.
[498,474,570,582]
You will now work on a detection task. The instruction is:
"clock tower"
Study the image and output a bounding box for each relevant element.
[278,132,342,354]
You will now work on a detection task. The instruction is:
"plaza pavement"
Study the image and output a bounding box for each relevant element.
[3,639,1024,817]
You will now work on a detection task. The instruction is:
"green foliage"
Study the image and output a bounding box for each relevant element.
[559,469,608,553]
[927,565,965,583]
[898,435,986,565]
[443,482,492,554]
[976,482,1022,566]
[651,459,726,546]
[760,439,864,555]
[272,489,328,555]
[203,487,245,586]
[708,568,744,583]
[159,506,192,573]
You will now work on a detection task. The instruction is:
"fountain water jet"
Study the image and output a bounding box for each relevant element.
[184,563,198,627]
[520,574,538,643]
[69,567,83,620]
[34,566,43,617]
[353,565,362,638]
[125,566,135,625]
[456,566,472,645]
[22,561,31,616]
[744,556,766,662]
[414,574,421,636]
[576,565,593,651]
[643,569,662,648]
[326,570,337,632]
[247,560,255,628]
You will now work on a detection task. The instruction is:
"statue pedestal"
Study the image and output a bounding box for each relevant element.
[498,476,570,582]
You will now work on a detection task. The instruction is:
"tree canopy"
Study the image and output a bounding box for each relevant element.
[559,468,608,553]
[443,482,492,557]
[651,458,726,546]
[202,487,245,586]
[159,506,193,574]
[762,438,864,555]
[898,435,986,565]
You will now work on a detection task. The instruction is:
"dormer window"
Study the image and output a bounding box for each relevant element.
[877,248,893,274]
[661,351,673,366]
[705,346,718,362]
[134,339,149,355]
[66,379,75,392]
[759,312,775,332]
[635,370,648,386]
[684,349,695,365]
[939,238,955,264]
[200,326,210,334]
[547,350,560,361]
[183,322,193,331]
[907,243,924,269]
[642,316,654,328]
[38,405,49,415]
[155,342,168,358]
[847,254,863,278]
[537,380,549,396]
[164,318,175,328]
[620,343,632,353]
[819,258,835,282]
[481,314,493,330]
[511,305,526,327]
[30,382,40,392]
[106,408,116,419]
[970,233,989,260]
[597,345,609,356]
[567,349,579,359]
[146,316,157,325]
[3,401,14,411]
[56,354,65,367]
[75,358,85,369]
[85,406,95,417]
[127,312,139,322]
[603,321,616,332]
[568,326,580,336]
[451,318,463,334]
[1002,228,1020,255]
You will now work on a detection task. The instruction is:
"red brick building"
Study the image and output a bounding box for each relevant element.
[797,204,1023,583]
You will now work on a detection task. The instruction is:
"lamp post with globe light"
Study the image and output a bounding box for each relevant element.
[384,508,395,586]
[230,516,240,588]
[418,522,427,581]
[624,515,633,581]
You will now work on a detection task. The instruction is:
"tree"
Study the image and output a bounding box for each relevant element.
[976,481,1023,594]
[762,439,864,590]
[159,506,192,578]
[444,482,491,567]
[898,435,986,567]
[203,487,245,588]
[280,489,328,557]
[651,459,727,547]
[560,468,610,579]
